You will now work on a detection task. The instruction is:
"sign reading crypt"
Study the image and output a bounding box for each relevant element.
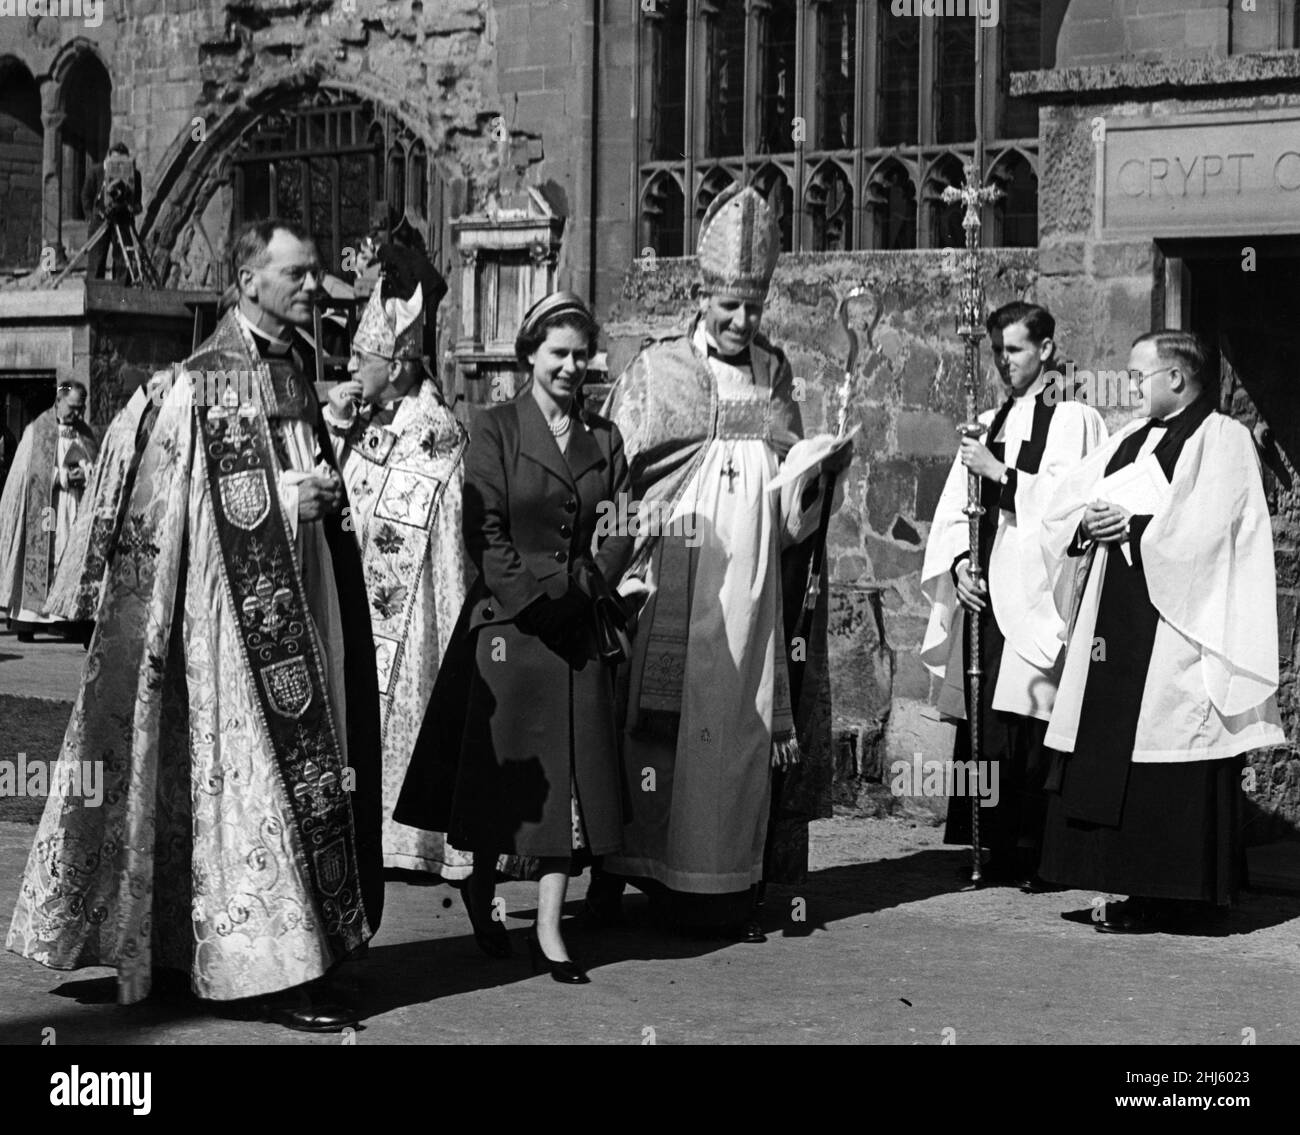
[1100,110,1300,238]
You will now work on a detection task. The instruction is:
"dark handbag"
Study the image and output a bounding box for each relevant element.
[585,565,632,667]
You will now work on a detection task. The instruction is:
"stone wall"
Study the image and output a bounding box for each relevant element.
[1054,0,1300,66]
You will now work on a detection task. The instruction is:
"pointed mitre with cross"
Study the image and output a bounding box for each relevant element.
[696,183,781,304]
[353,244,448,362]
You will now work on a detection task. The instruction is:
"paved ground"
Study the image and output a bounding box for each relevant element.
[2,632,1299,1045]
[0,628,85,702]
[2,815,1298,1046]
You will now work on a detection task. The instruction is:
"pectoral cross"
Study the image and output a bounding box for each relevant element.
[721,451,739,493]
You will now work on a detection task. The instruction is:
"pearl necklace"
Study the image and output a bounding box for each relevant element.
[548,414,572,439]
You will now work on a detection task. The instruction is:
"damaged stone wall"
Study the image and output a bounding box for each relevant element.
[0,1,614,422]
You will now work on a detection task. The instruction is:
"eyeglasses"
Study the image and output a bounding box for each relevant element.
[1130,366,1176,382]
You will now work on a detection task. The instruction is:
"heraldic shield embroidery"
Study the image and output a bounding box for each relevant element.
[263,657,313,718]
[199,388,367,960]
[219,469,272,531]
[315,838,349,897]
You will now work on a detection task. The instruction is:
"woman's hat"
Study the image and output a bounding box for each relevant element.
[517,291,594,342]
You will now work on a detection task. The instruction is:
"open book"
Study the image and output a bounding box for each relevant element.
[767,425,859,493]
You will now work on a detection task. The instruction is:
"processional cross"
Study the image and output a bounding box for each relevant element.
[941,158,1001,887]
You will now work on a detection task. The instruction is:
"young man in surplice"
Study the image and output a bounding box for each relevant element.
[922,302,1107,888]
[1038,330,1284,932]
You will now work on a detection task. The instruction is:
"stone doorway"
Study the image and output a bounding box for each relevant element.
[0,373,56,438]
[1164,238,1300,836]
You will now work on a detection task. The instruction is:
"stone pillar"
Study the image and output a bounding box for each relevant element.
[39,81,64,266]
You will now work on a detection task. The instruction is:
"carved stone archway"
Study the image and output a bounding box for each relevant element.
[144,75,453,292]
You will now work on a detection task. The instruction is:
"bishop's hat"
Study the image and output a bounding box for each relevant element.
[695,183,780,304]
[352,244,448,361]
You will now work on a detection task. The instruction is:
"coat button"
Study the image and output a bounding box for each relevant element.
[554,550,567,563]
[563,498,577,513]
[483,606,494,620]
[559,523,572,538]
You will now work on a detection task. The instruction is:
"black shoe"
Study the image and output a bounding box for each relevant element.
[526,934,590,984]
[269,1000,359,1033]
[214,984,361,1032]
[1019,875,1066,895]
[462,886,512,959]
[732,919,767,944]
[1094,898,1162,935]
[16,632,33,644]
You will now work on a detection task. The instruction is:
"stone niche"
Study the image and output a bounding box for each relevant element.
[449,186,564,415]
[0,281,205,430]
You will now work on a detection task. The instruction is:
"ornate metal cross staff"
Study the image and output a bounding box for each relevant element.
[942,159,1001,887]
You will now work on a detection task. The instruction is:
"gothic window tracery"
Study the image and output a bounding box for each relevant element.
[0,57,42,269]
[231,91,438,284]
[638,0,1058,253]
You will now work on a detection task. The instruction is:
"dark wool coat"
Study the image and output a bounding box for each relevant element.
[395,392,635,858]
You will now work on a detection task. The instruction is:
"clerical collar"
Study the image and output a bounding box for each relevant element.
[236,309,294,356]
[696,323,755,368]
[1150,403,1190,427]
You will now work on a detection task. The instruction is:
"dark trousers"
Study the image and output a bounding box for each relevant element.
[85,219,128,281]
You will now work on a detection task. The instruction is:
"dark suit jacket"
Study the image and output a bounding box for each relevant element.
[463,392,634,632]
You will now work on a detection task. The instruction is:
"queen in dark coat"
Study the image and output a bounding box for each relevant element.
[395,292,633,982]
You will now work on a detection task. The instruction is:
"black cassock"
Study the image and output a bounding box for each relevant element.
[1038,397,1244,905]
[943,390,1056,875]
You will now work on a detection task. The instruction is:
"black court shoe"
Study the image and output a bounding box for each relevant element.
[527,935,590,984]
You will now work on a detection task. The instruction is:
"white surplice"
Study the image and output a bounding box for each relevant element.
[605,325,829,895]
[1042,410,1285,762]
[921,379,1107,721]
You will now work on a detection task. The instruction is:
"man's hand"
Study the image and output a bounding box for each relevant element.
[959,436,1007,483]
[954,558,988,612]
[66,467,87,490]
[297,472,343,522]
[1081,500,1131,544]
[327,379,363,422]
